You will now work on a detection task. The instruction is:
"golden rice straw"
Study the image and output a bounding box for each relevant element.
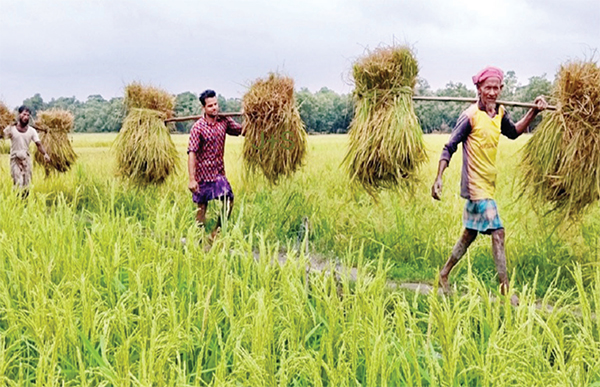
[33,109,78,174]
[124,82,175,119]
[115,108,179,185]
[520,60,600,219]
[0,101,15,139]
[343,45,427,196]
[242,73,307,184]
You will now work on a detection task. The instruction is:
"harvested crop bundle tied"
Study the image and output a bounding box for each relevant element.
[344,46,427,195]
[115,108,179,185]
[242,73,307,184]
[33,109,78,174]
[0,101,14,138]
[520,60,600,218]
[124,82,175,119]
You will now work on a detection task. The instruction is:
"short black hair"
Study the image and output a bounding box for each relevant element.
[199,89,216,106]
[18,105,31,114]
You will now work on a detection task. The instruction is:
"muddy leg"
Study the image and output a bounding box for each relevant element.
[439,228,478,293]
[491,228,519,306]
[196,203,207,225]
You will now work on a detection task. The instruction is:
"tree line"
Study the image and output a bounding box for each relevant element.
[15,71,551,134]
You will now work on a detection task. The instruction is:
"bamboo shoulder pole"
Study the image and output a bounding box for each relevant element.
[164,97,556,123]
[31,124,47,132]
[5,121,48,132]
[164,112,242,123]
[412,96,557,111]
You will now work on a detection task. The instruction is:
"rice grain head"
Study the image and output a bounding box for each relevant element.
[242,73,307,184]
[114,108,179,185]
[343,45,427,196]
[124,82,175,119]
[0,101,15,139]
[520,59,600,219]
[33,109,78,174]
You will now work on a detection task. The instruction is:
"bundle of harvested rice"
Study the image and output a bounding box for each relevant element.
[520,60,600,218]
[124,82,175,119]
[343,45,427,195]
[114,108,179,185]
[33,109,78,174]
[0,101,15,137]
[242,73,307,184]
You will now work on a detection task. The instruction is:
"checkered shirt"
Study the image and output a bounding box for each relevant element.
[187,115,242,183]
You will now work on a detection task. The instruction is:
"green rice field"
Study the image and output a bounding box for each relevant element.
[0,133,599,386]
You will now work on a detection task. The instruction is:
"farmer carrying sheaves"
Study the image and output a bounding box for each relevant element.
[3,105,50,199]
[431,66,548,306]
[187,90,243,241]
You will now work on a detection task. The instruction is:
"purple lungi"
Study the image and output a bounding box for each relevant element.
[192,174,234,205]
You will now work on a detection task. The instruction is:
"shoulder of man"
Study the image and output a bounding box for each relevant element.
[28,125,40,136]
[464,103,480,117]
[3,125,15,136]
[453,104,478,127]
[191,117,206,130]
[498,104,508,117]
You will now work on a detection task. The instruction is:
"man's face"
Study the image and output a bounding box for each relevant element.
[18,110,30,126]
[477,77,503,105]
[203,97,219,117]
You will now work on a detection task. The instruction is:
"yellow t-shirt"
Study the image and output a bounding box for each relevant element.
[440,103,519,200]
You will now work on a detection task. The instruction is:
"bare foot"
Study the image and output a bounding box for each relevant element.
[203,242,212,252]
[439,274,451,295]
[209,228,219,243]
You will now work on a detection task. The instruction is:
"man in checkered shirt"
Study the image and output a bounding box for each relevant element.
[187,89,243,240]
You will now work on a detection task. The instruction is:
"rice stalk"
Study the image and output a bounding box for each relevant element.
[0,101,15,136]
[343,45,427,196]
[33,109,78,174]
[242,73,307,184]
[520,60,600,219]
[114,108,179,185]
[124,82,175,119]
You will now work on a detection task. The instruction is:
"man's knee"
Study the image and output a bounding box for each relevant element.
[465,228,478,240]
[491,228,505,243]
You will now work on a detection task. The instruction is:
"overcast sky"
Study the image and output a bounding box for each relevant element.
[1,0,598,108]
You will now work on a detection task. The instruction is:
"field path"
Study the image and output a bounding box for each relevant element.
[252,248,594,319]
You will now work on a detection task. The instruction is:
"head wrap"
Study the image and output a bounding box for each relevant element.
[472,66,504,85]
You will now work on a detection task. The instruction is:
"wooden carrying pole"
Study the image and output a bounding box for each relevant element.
[164,97,556,123]
[4,121,47,132]
[164,112,242,123]
[412,96,557,110]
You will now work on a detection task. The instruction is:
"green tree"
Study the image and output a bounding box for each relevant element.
[502,70,519,100]
[296,87,352,133]
[73,95,124,133]
[47,96,81,112]
[217,94,242,113]
[512,74,552,131]
[415,82,476,133]
[174,92,202,132]
[22,93,46,116]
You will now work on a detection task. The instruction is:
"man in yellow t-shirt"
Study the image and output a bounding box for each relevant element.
[431,66,547,306]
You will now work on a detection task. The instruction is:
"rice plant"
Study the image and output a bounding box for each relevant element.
[0,133,598,385]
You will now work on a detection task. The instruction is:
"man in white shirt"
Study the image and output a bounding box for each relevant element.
[3,105,50,197]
